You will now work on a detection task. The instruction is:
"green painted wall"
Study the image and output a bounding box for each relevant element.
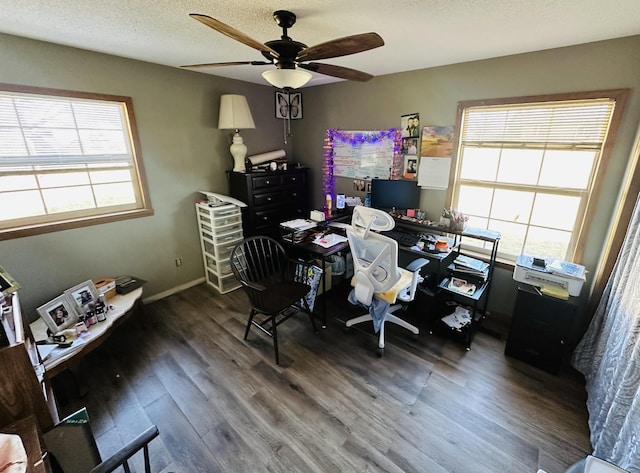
[2,32,639,322]
[0,33,288,320]
[291,35,640,316]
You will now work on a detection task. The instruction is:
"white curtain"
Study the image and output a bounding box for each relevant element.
[572,192,640,473]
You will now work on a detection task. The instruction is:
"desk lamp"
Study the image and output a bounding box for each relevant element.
[218,94,255,173]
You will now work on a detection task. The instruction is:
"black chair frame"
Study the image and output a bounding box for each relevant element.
[230,236,318,364]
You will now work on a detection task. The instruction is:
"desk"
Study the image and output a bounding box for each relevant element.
[30,288,143,380]
[282,234,349,328]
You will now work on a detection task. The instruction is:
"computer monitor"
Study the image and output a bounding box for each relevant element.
[370,179,421,211]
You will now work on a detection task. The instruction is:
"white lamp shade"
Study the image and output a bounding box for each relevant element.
[262,69,312,89]
[218,94,255,130]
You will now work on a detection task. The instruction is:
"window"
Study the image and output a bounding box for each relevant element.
[451,90,628,263]
[0,84,152,239]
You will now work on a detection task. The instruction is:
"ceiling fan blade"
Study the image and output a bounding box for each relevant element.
[190,13,279,58]
[297,33,384,62]
[181,60,271,69]
[299,62,374,82]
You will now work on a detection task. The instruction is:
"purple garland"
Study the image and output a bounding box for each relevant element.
[323,129,402,213]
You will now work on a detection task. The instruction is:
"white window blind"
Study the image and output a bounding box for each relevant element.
[461,99,615,149]
[452,94,622,262]
[0,93,133,167]
[0,85,151,239]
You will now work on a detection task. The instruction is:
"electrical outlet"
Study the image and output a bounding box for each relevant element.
[175,258,183,267]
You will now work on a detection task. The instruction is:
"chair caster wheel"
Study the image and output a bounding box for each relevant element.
[377,348,384,357]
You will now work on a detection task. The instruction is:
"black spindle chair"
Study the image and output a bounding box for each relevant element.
[230,236,318,365]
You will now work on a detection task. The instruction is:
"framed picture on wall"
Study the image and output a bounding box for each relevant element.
[400,113,420,138]
[275,92,302,119]
[403,156,418,180]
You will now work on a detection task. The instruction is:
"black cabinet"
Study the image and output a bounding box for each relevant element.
[505,284,581,374]
[228,167,309,238]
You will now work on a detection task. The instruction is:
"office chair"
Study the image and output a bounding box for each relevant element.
[230,236,318,365]
[345,206,429,355]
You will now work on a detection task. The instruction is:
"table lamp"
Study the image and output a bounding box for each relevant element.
[218,94,255,173]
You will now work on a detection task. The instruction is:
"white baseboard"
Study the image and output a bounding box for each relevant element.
[142,277,206,304]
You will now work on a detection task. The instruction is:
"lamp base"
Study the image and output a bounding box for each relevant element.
[230,132,248,173]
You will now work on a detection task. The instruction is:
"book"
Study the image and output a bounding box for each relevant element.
[448,277,476,295]
[453,255,489,273]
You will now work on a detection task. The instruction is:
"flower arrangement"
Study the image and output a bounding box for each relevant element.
[442,209,469,230]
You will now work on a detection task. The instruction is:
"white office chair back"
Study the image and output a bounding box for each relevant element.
[347,206,400,306]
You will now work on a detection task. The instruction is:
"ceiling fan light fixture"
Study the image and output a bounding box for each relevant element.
[262,69,312,89]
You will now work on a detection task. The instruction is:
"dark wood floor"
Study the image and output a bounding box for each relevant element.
[57,283,591,473]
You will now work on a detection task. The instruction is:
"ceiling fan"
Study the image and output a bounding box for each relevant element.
[181,10,384,88]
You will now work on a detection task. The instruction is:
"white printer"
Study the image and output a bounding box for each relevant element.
[513,255,586,297]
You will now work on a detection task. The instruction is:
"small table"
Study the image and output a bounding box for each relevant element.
[30,288,143,380]
[282,234,349,328]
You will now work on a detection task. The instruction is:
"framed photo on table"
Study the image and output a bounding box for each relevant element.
[37,294,77,333]
[64,280,100,315]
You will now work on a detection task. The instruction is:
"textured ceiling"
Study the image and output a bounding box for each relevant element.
[1,0,639,88]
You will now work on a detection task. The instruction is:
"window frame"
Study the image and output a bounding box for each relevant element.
[448,89,629,264]
[0,83,153,240]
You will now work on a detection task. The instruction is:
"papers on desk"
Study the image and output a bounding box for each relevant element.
[36,343,57,361]
[280,219,317,231]
[441,306,472,330]
[313,233,348,248]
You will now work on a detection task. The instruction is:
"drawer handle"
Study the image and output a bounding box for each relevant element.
[263,216,268,221]
[292,177,297,181]
[292,193,297,197]
[267,197,272,201]
[265,180,270,185]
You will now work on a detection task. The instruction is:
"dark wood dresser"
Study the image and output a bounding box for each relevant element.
[228,167,309,238]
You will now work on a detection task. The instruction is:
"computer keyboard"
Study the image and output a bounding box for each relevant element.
[381,230,421,247]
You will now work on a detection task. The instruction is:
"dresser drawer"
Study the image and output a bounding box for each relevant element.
[283,173,304,186]
[254,191,282,207]
[255,208,282,228]
[252,175,282,190]
[282,188,305,200]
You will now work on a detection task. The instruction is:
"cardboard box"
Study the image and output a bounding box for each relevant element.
[93,277,116,300]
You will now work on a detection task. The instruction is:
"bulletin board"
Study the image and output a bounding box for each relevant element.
[328,129,402,180]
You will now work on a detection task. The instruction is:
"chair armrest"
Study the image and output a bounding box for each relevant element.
[88,425,159,473]
[405,258,429,273]
[243,280,267,292]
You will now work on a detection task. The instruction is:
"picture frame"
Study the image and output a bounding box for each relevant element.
[37,294,78,333]
[400,113,420,139]
[275,91,302,120]
[0,265,20,296]
[64,280,100,315]
[403,156,418,180]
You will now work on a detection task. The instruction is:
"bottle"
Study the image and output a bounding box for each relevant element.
[325,194,332,218]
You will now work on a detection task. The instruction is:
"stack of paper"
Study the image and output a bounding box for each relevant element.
[441,306,472,330]
[313,233,348,248]
[280,219,317,231]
